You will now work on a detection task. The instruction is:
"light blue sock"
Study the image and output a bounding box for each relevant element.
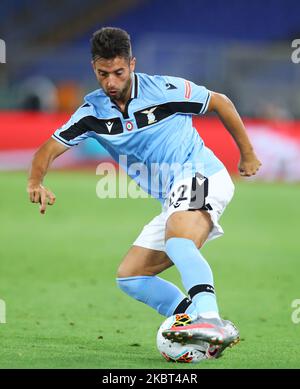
[116,275,196,317]
[165,237,219,316]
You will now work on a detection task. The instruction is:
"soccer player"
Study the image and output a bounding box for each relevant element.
[27,27,261,358]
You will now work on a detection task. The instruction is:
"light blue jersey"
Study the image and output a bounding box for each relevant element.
[52,73,224,200]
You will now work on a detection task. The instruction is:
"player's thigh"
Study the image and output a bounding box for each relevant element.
[117,245,173,277]
[165,210,213,249]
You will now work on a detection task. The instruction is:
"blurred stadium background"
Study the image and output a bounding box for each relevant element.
[1,0,300,369]
[1,0,300,178]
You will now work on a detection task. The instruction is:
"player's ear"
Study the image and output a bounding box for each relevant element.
[130,57,136,72]
[91,60,97,75]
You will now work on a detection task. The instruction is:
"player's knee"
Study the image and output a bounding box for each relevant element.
[116,264,130,278]
[165,231,206,249]
[165,236,204,250]
[116,276,150,303]
[166,211,211,249]
[117,261,165,278]
[117,264,147,278]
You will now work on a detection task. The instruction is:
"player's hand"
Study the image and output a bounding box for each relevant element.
[27,183,56,215]
[238,152,262,177]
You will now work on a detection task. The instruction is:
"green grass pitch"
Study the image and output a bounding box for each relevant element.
[0,171,299,369]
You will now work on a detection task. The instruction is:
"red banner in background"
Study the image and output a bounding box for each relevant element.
[193,117,240,174]
[1,112,300,180]
[0,111,68,151]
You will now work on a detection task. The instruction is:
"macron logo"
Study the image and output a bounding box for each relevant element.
[166,83,177,90]
[105,121,113,133]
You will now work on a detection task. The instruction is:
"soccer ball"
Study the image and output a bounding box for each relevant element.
[156,313,209,363]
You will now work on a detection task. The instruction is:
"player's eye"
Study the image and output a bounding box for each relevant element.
[98,71,108,78]
[115,71,123,76]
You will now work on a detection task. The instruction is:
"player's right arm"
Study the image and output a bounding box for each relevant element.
[207,91,261,176]
[27,138,68,215]
[27,100,93,214]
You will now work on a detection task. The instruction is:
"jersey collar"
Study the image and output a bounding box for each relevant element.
[130,72,139,99]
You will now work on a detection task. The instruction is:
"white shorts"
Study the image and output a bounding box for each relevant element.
[133,168,235,251]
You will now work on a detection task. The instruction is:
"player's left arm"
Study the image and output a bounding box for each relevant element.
[206,91,261,176]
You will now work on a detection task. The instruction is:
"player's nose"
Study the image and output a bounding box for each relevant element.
[107,78,116,89]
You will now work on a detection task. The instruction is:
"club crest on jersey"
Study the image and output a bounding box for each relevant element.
[141,107,157,124]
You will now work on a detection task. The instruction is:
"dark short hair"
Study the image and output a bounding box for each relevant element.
[91,27,132,61]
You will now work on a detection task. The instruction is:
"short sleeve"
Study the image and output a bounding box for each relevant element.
[163,76,211,115]
[52,104,93,147]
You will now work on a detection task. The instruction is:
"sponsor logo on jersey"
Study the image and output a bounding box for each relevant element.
[165,83,177,90]
[105,121,114,133]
